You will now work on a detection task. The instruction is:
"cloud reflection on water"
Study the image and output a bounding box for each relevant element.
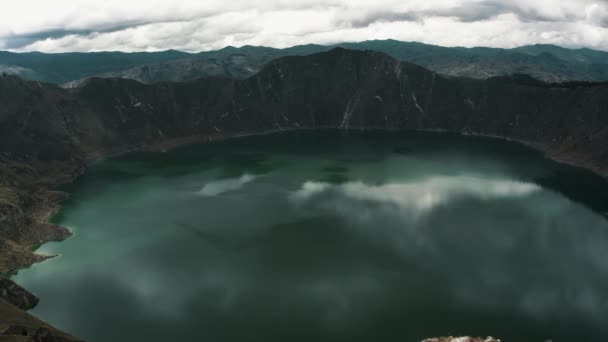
[199,174,257,196]
[290,175,540,221]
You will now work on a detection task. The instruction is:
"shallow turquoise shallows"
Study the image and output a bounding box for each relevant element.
[14,130,608,342]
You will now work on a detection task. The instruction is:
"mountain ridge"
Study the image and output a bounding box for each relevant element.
[3,40,608,85]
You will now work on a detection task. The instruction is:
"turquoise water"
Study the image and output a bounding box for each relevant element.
[14,131,608,341]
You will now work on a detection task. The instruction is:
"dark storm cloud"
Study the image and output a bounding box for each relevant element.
[594,4,608,27]
[348,11,421,28]
[2,19,178,49]
[4,29,100,50]
[432,0,576,23]
[346,0,577,29]
[427,1,522,22]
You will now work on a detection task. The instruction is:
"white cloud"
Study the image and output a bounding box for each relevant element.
[1,0,608,52]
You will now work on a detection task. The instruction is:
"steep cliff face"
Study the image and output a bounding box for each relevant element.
[0,78,80,275]
[0,278,38,310]
[71,48,608,175]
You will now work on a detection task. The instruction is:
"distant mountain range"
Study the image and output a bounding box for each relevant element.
[1,40,608,86]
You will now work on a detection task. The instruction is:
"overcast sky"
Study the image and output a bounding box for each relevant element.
[1,0,607,52]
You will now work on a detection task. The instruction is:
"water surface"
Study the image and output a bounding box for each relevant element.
[14,131,608,342]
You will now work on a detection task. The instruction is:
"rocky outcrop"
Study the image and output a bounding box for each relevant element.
[1,47,607,340]
[0,238,50,276]
[0,278,38,310]
[0,272,81,340]
[0,299,82,341]
[30,327,76,342]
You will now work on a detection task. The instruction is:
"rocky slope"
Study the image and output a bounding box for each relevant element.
[344,40,608,82]
[0,50,190,84]
[1,47,608,339]
[0,277,79,341]
[63,46,296,86]
[66,41,608,85]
